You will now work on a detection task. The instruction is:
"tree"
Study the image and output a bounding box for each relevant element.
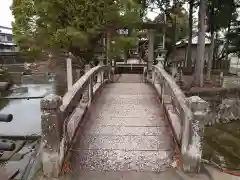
[194,0,207,87]
[205,0,238,78]
[111,34,139,60]
[206,0,215,81]
[186,0,194,72]
[11,0,142,65]
[152,4,189,67]
[224,0,240,58]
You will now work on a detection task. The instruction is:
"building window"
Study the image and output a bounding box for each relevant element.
[6,35,12,42]
[0,35,4,41]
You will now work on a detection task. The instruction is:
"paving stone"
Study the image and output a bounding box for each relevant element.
[70,149,174,172]
[75,134,173,151]
[82,125,170,136]
[63,75,174,178]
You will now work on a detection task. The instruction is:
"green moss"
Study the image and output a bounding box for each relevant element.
[203,121,240,170]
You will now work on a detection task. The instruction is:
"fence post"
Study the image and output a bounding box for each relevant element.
[182,96,209,173]
[40,94,63,178]
[80,64,91,105]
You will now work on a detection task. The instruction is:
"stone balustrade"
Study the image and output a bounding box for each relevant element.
[39,60,210,177]
[150,64,209,173]
[40,63,112,178]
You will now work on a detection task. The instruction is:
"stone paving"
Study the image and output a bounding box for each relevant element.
[63,75,175,179]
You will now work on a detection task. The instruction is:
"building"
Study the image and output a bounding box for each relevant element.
[169,33,211,66]
[0,26,18,52]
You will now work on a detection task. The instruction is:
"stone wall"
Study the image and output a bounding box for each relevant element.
[9,69,83,85]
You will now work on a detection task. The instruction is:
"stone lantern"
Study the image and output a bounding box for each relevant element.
[155,45,167,66]
[98,54,105,65]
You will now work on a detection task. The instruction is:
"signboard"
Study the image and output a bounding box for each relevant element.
[222,76,240,88]
[117,29,128,35]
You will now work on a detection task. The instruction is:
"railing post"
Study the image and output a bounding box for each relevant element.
[101,70,104,84]
[40,94,63,178]
[97,71,102,84]
[97,59,104,84]
[182,96,209,173]
[89,75,93,102]
[160,76,165,104]
[143,66,147,83]
[76,68,81,80]
[80,64,91,105]
[113,60,116,73]
[108,69,112,82]
[152,68,156,84]
[66,54,73,91]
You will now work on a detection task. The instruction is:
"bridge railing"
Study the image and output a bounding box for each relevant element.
[40,63,112,178]
[151,64,209,173]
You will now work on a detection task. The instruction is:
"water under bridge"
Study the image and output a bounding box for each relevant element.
[34,60,237,180]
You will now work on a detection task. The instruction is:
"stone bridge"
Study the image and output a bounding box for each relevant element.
[36,61,237,180]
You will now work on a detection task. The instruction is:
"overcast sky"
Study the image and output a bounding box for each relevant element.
[0,0,14,27]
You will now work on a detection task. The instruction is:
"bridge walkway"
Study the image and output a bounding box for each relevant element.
[63,74,175,179]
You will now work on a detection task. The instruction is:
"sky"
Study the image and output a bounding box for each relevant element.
[0,0,14,27]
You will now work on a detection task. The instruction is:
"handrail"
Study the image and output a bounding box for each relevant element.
[153,65,193,160]
[153,65,193,120]
[151,64,209,173]
[60,65,110,119]
[40,63,112,178]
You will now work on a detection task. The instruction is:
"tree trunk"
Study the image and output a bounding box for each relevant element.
[106,31,111,65]
[224,16,232,62]
[206,2,215,81]
[172,17,177,62]
[194,0,206,87]
[212,32,219,69]
[186,0,194,72]
[207,32,215,81]
[224,0,234,66]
